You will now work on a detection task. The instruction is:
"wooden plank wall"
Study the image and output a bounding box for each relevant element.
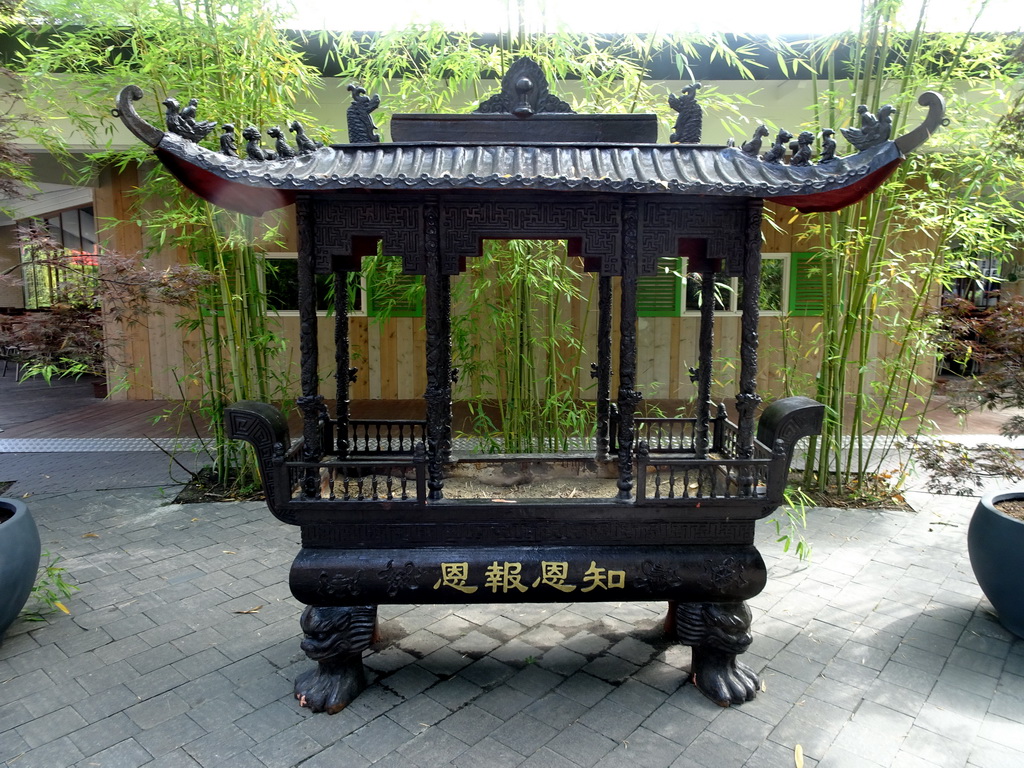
[110,199,939,405]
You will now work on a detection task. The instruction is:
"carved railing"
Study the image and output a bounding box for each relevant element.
[634,437,782,504]
[275,437,428,504]
[610,410,733,455]
[346,418,426,455]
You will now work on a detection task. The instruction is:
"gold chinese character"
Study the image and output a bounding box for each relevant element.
[483,561,528,593]
[433,562,478,594]
[531,561,576,592]
[581,561,627,592]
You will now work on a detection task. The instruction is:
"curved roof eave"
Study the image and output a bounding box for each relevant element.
[115,86,945,218]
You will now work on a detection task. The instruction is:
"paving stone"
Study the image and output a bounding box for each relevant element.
[537,644,589,675]
[459,656,516,688]
[395,628,449,657]
[448,629,503,656]
[3,735,85,768]
[69,713,142,757]
[140,748,204,768]
[901,724,972,767]
[294,740,366,768]
[597,726,684,768]
[72,737,152,768]
[378,663,439,698]
[450,736,527,768]
[17,704,89,749]
[343,714,417,762]
[134,712,208,758]
[491,711,558,755]
[545,721,618,766]
[474,684,537,720]
[582,654,640,683]
[437,703,504,745]
[417,646,475,676]
[385,693,451,733]
[506,661,563,697]
[398,726,470,766]
[829,720,905,765]
[683,728,755,767]
[234,700,304,740]
[248,727,321,768]
[520,745,583,768]
[182,724,257,767]
[423,675,484,710]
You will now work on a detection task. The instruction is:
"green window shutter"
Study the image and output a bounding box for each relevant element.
[637,257,681,317]
[788,252,826,316]
[367,271,423,318]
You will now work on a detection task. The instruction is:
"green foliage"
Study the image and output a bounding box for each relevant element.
[773,487,814,560]
[775,1,1024,495]
[22,550,77,621]
[12,0,324,485]
[451,239,590,453]
[327,24,761,138]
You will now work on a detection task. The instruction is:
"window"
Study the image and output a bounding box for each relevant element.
[787,251,826,316]
[19,206,98,309]
[636,253,787,316]
[264,252,423,318]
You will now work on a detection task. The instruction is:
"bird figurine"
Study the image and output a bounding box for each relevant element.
[242,126,276,162]
[347,84,381,143]
[790,131,815,166]
[762,129,793,164]
[669,83,703,144]
[162,97,216,143]
[267,126,296,159]
[289,120,324,155]
[841,104,896,151]
[740,125,769,157]
[818,128,837,164]
[218,124,237,157]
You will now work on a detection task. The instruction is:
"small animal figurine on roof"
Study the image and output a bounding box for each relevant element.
[163,96,217,143]
[669,83,703,144]
[842,104,897,151]
[818,128,837,164]
[242,126,275,161]
[346,84,381,143]
[762,129,793,163]
[267,126,296,159]
[740,125,770,157]
[289,120,324,154]
[218,123,237,157]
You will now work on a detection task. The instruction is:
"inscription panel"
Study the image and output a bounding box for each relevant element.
[289,545,767,605]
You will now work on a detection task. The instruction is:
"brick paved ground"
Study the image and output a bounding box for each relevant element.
[2,474,1023,767]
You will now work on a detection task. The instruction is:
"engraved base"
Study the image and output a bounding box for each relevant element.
[294,605,378,715]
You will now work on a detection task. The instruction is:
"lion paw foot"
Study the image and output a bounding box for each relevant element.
[692,654,759,707]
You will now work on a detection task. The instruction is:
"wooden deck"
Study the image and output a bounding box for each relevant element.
[0,369,1013,443]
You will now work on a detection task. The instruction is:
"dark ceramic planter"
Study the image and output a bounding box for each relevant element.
[967,491,1024,639]
[0,497,42,645]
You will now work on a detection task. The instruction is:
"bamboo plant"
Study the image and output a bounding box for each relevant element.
[11,0,325,486]
[779,0,1024,496]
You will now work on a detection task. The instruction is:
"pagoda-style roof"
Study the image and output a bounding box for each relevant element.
[114,60,944,218]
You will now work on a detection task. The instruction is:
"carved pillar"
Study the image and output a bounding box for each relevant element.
[736,200,764,462]
[423,199,450,499]
[334,266,353,457]
[593,274,613,462]
[296,196,324,496]
[616,198,642,499]
[694,262,717,458]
